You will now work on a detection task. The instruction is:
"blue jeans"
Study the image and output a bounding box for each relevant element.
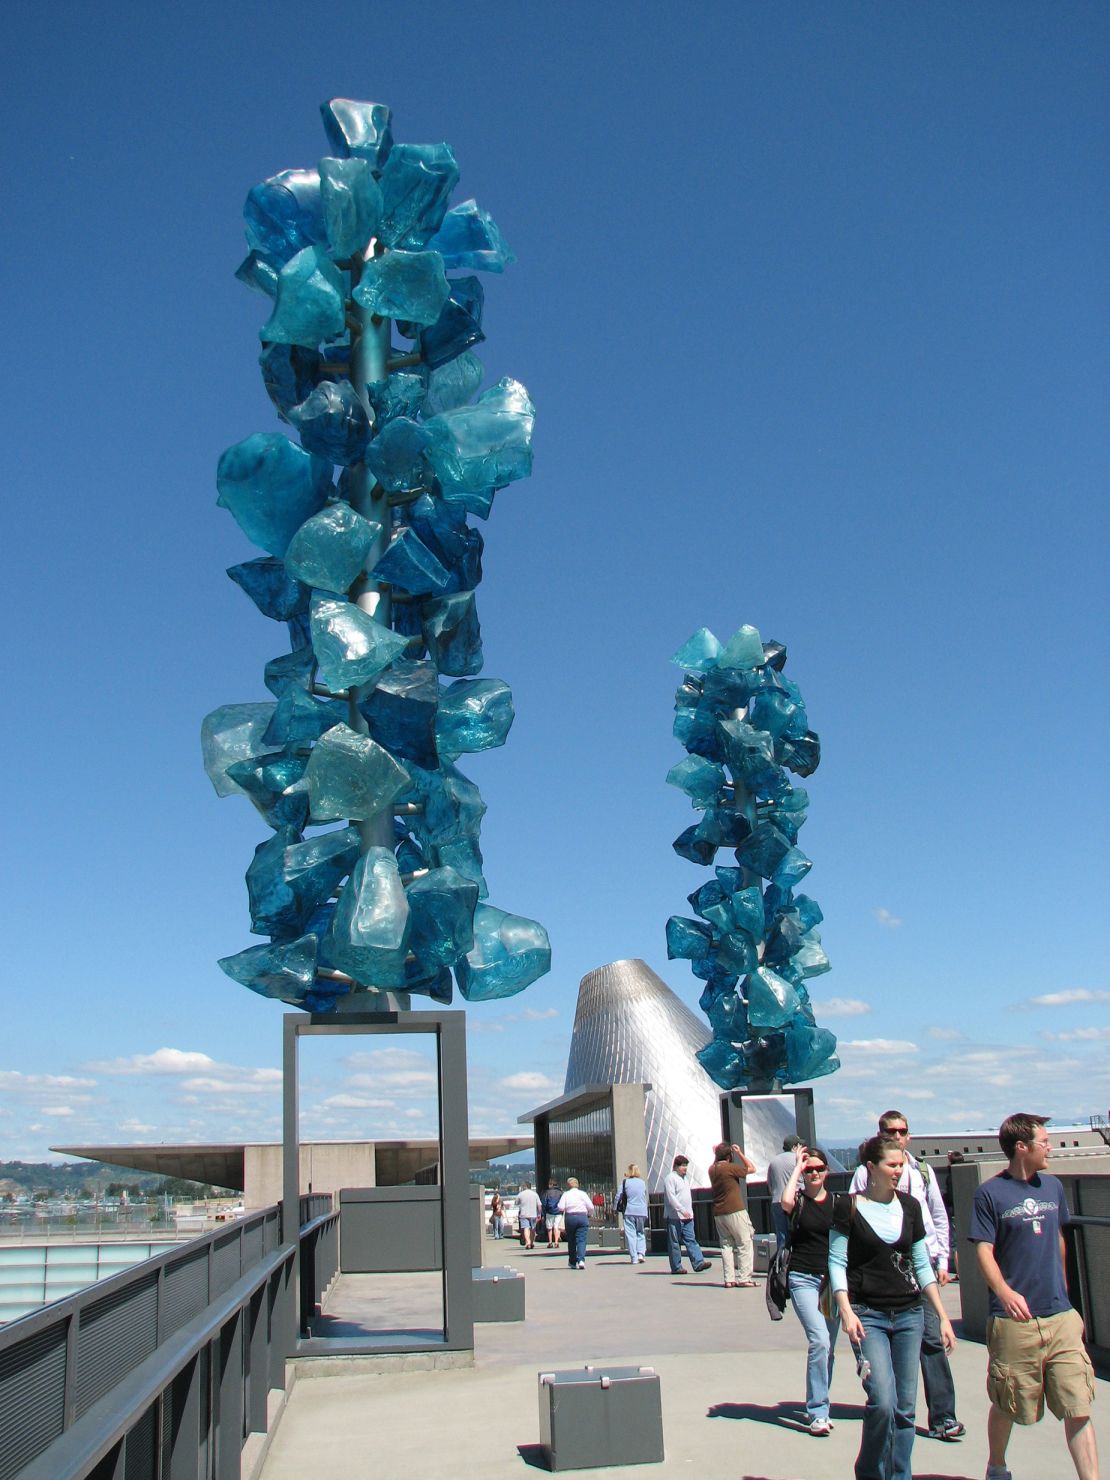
[789,1271,840,1421]
[665,1217,704,1271]
[771,1202,791,1251]
[855,1303,924,1480]
[920,1282,957,1426]
[564,1213,588,1266]
[623,1214,647,1261]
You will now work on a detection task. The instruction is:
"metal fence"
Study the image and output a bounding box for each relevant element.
[0,1197,331,1480]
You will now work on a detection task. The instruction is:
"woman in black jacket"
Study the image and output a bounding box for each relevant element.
[829,1134,956,1480]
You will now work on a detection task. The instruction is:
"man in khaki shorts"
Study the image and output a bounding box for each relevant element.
[969,1113,1098,1480]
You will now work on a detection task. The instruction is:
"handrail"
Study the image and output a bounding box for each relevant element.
[14,1247,290,1480]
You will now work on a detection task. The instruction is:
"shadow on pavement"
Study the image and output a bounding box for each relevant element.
[516,1442,549,1470]
[708,1398,867,1426]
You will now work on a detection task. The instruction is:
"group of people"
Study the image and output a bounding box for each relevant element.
[771,1109,1098,1480]
[489,1108,1099,1479]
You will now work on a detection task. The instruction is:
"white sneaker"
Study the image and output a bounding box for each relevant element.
[985,1468,1012,1480]
[805,1417,832,1437]
[576,1261,586,1270]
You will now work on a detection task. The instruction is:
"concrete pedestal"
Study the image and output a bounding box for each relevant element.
[537,1365,664,1470]
[472,1267,525,1323]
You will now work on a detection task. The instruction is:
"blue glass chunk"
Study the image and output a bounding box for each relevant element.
[244,168,325,267]
[319,156,383,260]
[366,372,426,425]
[285,502,380,593]
[289,722,410,823]
[287,381,372,466]
[310,597,410,691]
[665,754,724,807]
[408,276,485,369]
[246,825,304,936]
[226,751,309,830]
[261,246,347,347]
[701,664,759,711]
[763,640,788,670]
[395,828,427,876]
[320,99,394,170]
[672,825,717,866]
[784,1020,839,1081]
[372,526,451,596]
[377,143,459,249]
[692,808,752,849]
[201,703,278,797]
[264,647,315,697]
[353,250,449,326]
[748,689,808,746]
[435,679,513,760]
[696,1039,749,1092]
[325,847,410,987]
[227,556,311,622]
[282,825,361,919]
[427,199,514,273]
[217,434,332,557]
[794,931,830,978]
[761,786,810,842]
[718,719,776,782]
[455,904,550,1001]
[424,351,483,415]
[359,659,439,768]
[364,417,433,493]
[260,343,323,420]
[425,377,534,495]
[717,624,765,671]
[407,494,483,593]
[671,627,721,673]
[235,252,279,297]
[780,731,821,777]
[673,697,726,764]
[401,958,454,1003]
[665,916,712,961]
[717,932,760,977]
[263,688,345,748]
[400,762,485,851]
[422,591,483,676]
[733,820,793,879]
[406,865,479,968]
[437,836,487,898]
[745,967,800,1030]
[219,934,318,1004]
[772,845,813,888]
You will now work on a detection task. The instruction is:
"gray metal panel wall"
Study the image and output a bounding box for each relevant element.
[161,1248,209,1334]
[210,1231,241,1299]
[75,1276,159,1417]
[0,1318,66,1477]
[339,1187,441,1271]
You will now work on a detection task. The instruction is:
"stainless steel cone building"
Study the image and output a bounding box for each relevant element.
[564,959,723,1187]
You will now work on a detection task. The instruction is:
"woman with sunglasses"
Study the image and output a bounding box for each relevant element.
[830,1134,957,1480]
[781,1144,840,1436]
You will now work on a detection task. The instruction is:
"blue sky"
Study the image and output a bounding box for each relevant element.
[3,3,1107,1165]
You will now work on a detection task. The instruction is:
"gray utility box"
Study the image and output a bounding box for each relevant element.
[538,1366,664,1471]
[595,1227,623,1249]
[472,1266,525,1322]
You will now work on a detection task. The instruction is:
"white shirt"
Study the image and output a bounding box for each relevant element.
[663,1170,694,1220]
[849,1151,950,1264]
[557,1188,595,1216]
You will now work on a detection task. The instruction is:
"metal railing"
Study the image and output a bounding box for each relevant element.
[0,1198,333,1480]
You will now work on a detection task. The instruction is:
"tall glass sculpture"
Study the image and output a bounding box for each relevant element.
[665,624,839,1091]
[202,99,550,1013]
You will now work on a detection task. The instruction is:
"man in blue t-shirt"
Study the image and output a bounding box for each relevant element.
[969,1113,1098,1480]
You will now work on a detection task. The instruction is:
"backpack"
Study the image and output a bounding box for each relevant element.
[765,1243,789,1320]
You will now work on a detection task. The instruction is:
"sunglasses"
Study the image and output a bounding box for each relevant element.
[803,1165,827,1174]
[886,1127,909,1135]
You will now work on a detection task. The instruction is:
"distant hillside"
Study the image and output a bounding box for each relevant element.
[0,1161,228,1199]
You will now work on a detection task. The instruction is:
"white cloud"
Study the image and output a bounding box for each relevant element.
[0,1071,97,1092]
[812,997,871,1018]
[86,1048,220,1075]
[927,1026,963,1041]
[499,1071,560,1094]
[1028,989,1110,1007]
[521,1007,559,1021]
[41,1106,75,1117]
[874,908,903,929]
[841,1039,920,1055]
[180,1076,278,1096]
[348,1070,436,1093]
[1045,1026,1110,1043]
[119,1120,156,1135]
[322,1093,397,1110]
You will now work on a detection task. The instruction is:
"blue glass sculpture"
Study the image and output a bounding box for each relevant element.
[666,624,839,1091]
[204,100,550,1011]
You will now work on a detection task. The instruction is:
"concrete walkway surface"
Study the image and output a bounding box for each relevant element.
[260,1239,1106,1479]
